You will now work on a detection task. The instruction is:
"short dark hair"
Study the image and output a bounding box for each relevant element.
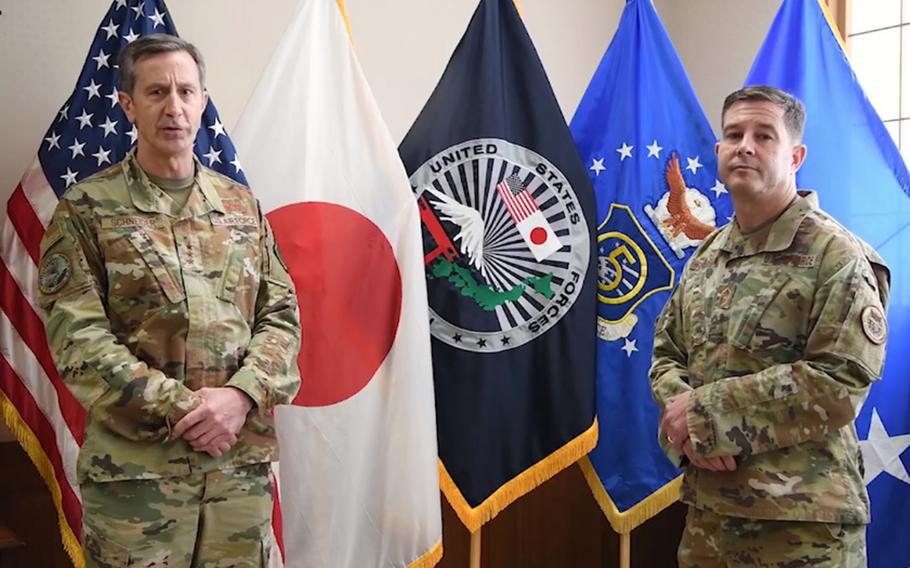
[117,34,205,94]
[721,86,805,143]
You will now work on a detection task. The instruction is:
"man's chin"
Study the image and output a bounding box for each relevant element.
[140,142,195,163]
[154,138,194,152]
[725,181,759,196]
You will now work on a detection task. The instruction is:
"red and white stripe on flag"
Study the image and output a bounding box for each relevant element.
[231,0,442,566]
[495,175,563,262]
[496,177,539,222]
[2,162,85,565]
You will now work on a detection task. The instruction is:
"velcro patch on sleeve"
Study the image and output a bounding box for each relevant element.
[861,305,887,345]
[39,252,72,295]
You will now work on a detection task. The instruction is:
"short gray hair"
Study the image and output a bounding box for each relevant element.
[117,34,206,94]
[722,86,806,143]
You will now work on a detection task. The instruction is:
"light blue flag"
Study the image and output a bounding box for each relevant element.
[570,0,732,532]
[746,1,910,566]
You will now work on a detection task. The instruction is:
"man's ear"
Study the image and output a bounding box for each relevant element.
[791,144,807,174]
[118,90,135,123]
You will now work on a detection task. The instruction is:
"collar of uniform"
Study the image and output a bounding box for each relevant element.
[193,161,226,215]
[719,190,818,259]
[122,150,225,217]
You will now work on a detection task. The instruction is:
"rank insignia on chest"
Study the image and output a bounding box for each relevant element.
[717,284,735,310]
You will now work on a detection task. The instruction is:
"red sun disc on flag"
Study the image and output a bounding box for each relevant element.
[530,227,548,245]
[267,202,402,407]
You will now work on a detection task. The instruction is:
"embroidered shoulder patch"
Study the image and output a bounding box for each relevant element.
[39,253,72,295]
[861,305,887,345]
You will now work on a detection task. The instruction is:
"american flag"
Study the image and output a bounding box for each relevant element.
[0,1,245,565]
[495,173,539,222]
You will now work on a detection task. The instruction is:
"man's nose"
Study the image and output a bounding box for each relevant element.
[735,135,755,156]
[163,91,182,116]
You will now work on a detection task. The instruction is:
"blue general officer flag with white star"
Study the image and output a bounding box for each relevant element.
[39,0,245,196]
[570,0,731,533]
[746,1,910,565]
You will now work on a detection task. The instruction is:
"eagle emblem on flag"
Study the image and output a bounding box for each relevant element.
[643,153,718,259]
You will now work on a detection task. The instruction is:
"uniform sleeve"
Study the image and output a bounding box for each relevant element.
[226,206,301,413]
[649,277,695,466]
[651,283,695,402]
[687,241,890,460]
[38,199,200,440]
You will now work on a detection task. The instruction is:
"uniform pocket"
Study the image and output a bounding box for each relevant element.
[125,231,185,304]
[730,271,791,350]
[100,227,184,314]
[83,524,132,567]
[218,242,261,321]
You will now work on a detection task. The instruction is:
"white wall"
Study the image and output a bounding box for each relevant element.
[0,1,778,442]
[658,0,780,134]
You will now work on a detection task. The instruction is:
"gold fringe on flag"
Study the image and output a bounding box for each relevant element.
[579,456,682,534]
[0,390,84,568]
[440,419,598,533]
[407,538,443,568]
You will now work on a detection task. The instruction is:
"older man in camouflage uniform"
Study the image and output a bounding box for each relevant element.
[37,35,300,567]
[651,86,890,567]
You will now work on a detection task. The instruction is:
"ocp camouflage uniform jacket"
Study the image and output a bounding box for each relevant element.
[38,152,301,483]
[650,191,890,524]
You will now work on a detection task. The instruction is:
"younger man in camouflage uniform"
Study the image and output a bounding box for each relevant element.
[650,86,890,567]
[37,35,300,567]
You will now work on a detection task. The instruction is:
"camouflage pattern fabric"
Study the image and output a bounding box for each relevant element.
[38,151,301,482]
[678,506,866,567]
[82,463,273,567]
[650,191,890,524]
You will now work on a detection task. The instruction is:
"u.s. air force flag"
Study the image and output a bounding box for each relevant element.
[571,0,732,533]
[399,0,598,531]
[746,1,910,565]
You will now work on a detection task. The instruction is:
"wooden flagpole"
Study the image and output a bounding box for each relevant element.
[470,529,481,568]
[620,531,631,568]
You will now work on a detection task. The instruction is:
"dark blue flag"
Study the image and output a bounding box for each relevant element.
[570,0,732,532]
[398,0,598,530]
[746,1,910,566]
